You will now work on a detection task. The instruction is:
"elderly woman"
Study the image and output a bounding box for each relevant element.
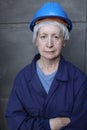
[5,2,87,130]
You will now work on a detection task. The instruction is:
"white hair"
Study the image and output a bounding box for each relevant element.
[32,21,70,44]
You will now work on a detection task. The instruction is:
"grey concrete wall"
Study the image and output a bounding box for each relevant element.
[0,0,87,129]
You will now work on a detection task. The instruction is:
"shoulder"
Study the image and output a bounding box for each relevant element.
[14,56,36,83]
[61,56,87,81]
[67,60,86,78]
[15,54,40,81]
[13,64,31,85]
[64,58,87,90]
[62,58,87,94]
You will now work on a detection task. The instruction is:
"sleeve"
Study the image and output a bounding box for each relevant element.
[5,75,51,130]
[62,76,87,130]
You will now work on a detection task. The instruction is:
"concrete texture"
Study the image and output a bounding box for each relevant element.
[0,0,87,129]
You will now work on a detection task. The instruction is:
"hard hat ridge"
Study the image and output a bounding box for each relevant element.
[30,2,72,32]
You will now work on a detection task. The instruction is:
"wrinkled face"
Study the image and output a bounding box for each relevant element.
[36,24,65,60]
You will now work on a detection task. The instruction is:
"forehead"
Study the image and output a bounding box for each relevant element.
[38,24,61,34]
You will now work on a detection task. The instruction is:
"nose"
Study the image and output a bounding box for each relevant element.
[47,37,53,47]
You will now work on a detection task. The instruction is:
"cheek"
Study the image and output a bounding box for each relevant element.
[55,43,63,51]
[36,41,44,51]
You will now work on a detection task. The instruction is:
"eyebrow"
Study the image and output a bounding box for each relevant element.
[38,32,60,35]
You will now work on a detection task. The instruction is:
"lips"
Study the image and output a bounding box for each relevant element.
[45,50,55,53]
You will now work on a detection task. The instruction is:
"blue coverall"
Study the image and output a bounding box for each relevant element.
[5,54,87,130]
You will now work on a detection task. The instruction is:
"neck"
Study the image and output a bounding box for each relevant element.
[37,57,60,75]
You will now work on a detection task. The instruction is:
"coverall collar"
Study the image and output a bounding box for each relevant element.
[29,54,69,82]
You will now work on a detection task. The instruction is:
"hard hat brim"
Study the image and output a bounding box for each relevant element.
[29,16,72,32]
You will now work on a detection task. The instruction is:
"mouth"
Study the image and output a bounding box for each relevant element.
[45,50,55,53]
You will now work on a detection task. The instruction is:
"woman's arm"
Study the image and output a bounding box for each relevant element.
[5,75,51,130]
[61,77,87,130]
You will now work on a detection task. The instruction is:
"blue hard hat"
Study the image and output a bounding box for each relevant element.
[30,2,72,32]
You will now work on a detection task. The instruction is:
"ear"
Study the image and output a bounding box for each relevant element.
[36,40,38,47]
[63,43,66,47]
[62,40,66,47]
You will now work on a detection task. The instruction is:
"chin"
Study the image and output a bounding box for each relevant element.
[44,55,59,60]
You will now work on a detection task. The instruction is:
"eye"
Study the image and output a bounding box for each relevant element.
[40,35,47,40]
[41,35,46,39]
[54,35,60,39]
